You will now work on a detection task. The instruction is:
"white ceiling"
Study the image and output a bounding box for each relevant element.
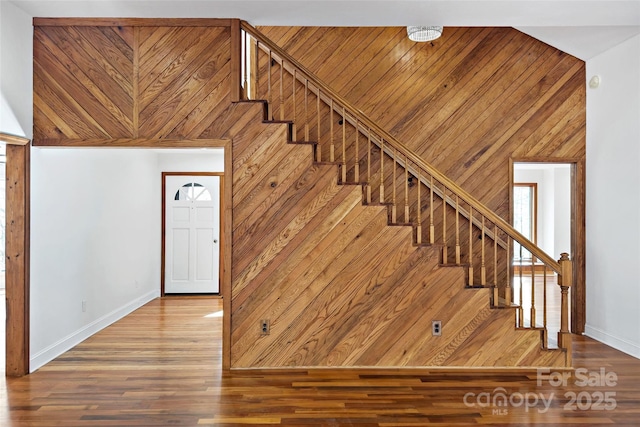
[9,0,640,60]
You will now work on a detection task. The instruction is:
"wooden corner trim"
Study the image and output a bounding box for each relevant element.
[33,18,233,27]
[32,138,230,148]
[0,133,30,146]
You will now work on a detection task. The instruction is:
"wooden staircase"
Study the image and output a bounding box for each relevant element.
[228,23,573,369]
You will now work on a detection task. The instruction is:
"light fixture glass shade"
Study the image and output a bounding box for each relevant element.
[407,26,443,42]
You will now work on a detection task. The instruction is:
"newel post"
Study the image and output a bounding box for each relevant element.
[557,252,573,363]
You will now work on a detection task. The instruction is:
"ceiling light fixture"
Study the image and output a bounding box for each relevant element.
[407,26,443,42]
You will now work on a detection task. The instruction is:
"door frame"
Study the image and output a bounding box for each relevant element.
[1,133,30,377]
[510,157,586,334]
[161,172,224,296]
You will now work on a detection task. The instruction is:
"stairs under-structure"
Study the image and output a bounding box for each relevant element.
[226,23,573,369]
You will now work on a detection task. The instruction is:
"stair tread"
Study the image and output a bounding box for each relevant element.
[491,303,521,309]
[366,201,394,206]
[338,181,368,185]
[264,120,294,124]
[289,140,318,145]
[234,99,267,104]
[415,242,445,248]
[315,161,342,165]
[388,222,414,227]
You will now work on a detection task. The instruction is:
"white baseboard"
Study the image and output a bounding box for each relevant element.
[585,324,640,360]
[30,290,160,372]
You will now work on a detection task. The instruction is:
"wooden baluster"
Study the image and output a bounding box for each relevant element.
[404,155,410,223]
[442,186,447,263]
[391,148,397,223]
[468,206,473,287]
[292,69,297,140]
[342,107,347,183]
[429,175,434,244]
[416,168,422,244]
[242,31,248,99]
[481,217,486,286]
[267,51,272,120]
[543,265,548,347]
[366,131,372,203]
[316,87,321,162]
[354,119,360,182]
[379,138,385,204]
[330,100,335,162]
[279,59,284,121]
[304,80,309,142]
[505,238,511,306]
[493,223,498,303]
[518,246,524,327]
[455,195,460,264]
[254,40,259,100]
[530,256,536,328]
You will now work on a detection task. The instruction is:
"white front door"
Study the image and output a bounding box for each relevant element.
[164,175,220,294]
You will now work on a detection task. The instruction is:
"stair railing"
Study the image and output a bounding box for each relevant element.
[237,22,572,356]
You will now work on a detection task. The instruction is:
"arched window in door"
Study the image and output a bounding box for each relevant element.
[174,182,213,201]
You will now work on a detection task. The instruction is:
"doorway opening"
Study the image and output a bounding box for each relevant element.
[513,163,571,261]
[511,161,579,341]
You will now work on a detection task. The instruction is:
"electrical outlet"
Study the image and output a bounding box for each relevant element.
[260,319,270,335]
[432,320,442,336]
[82,300,87,313]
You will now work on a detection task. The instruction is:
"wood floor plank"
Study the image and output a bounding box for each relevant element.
[2,298,639,426]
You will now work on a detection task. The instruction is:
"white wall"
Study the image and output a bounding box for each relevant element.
[29,148,224,370]
[0,92,25,137]
[0,1,33,138]
[586,34,640,359]
[157,149,224,172]
[554,166,571,256]
[30,148,161,371]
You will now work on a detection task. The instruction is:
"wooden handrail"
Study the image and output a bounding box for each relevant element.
[240,21,561,275]
[280,79,508,249]
[0,132,30,146]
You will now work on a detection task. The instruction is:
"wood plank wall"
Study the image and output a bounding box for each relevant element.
[33,19,235,145]
[257,27,586,192]
[31,18,240,369]
[257,26,586,332]
[229,100,567,369]
[32,20,572,370]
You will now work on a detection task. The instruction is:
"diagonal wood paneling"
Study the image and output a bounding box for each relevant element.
[137,26,232,139]
[230,102,566,369]
[32,20,570,369]
[257,25,586,332]
[33,21,236,144]
[34,26,135,140]
[257,26,585,219]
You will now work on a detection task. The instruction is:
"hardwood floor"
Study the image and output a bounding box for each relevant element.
[1,297,638,426]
